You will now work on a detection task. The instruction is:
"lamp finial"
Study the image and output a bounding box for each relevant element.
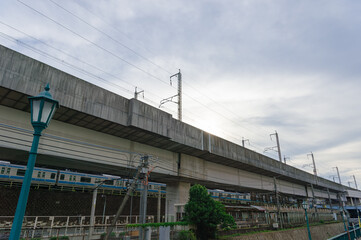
[44,83,50,92]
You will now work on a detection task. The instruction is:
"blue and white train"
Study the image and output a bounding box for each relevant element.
[0,162,166,195]
[0,162,253,201]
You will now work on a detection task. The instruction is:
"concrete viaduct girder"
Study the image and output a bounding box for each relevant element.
[0,45,351,211]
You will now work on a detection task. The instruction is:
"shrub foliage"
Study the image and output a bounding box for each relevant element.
[184,184,236,239]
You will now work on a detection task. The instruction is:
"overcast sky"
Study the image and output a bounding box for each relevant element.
[0,0,360,188]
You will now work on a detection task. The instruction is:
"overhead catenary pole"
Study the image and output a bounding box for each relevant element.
[335,167,342,185]
[353,175,358,190]
[242,137,249,148]
[308,152,317,184]
[283,156,290,164]
[159,69,182,121]
[268,131,282,162]
[134,87,144,100]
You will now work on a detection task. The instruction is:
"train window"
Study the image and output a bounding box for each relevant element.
[80,177,91,183]
[50,173,56,179]
[104,180,114,185]
[60,174,65,180]
[73,176,77,181]
[6,168,10,174]
[42,172,46,178]
[37,172,41,178]
[16,169,26,176]
[1,167,5,174]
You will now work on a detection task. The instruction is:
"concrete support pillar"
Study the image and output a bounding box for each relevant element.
[165,181,190,222]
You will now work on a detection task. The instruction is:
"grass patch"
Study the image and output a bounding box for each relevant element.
[219,220,342,239]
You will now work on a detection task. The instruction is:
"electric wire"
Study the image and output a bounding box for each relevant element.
[6,1,309,164]
[16,0,272,143]
[17,0,174,88]
[48,0,174,75]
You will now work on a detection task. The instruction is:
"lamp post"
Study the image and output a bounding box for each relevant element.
[302,201,312,240]
[9,84,59,240]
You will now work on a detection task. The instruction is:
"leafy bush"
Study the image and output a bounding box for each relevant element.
[101,232,116,236]
[184,184,236,240]
[174,230,196,240]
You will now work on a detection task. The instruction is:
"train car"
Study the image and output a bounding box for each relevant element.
[208,189,251,203]
[0,162,58,185]
[0,162,166,196]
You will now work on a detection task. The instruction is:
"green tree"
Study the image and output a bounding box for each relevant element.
[184,184,235,240]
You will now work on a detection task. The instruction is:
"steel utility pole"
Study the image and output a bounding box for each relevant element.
[310,184,318,220]
[327,188,333,213]
[104,157,147,240]
[353,175,358,190]
[159,69,182,121]
[139,156,149,240]
[273,177,283,228]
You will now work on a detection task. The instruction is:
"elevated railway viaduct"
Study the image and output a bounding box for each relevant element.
[0,45,359,220]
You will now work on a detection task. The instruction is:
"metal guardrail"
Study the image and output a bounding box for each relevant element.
[328,225,360,240]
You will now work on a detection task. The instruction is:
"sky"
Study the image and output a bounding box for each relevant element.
[0,0,360,188]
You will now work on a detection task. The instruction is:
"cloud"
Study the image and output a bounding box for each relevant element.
[0,0,360,187]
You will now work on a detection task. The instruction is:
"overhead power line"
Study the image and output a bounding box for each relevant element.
[5,1,313,164]
[48,0,173,75]
[17,0,173,88]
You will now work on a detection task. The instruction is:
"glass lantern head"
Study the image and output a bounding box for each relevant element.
[28,84,59,130]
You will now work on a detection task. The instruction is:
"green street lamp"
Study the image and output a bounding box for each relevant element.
[302,201,312,240]
[9,84,59,240]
